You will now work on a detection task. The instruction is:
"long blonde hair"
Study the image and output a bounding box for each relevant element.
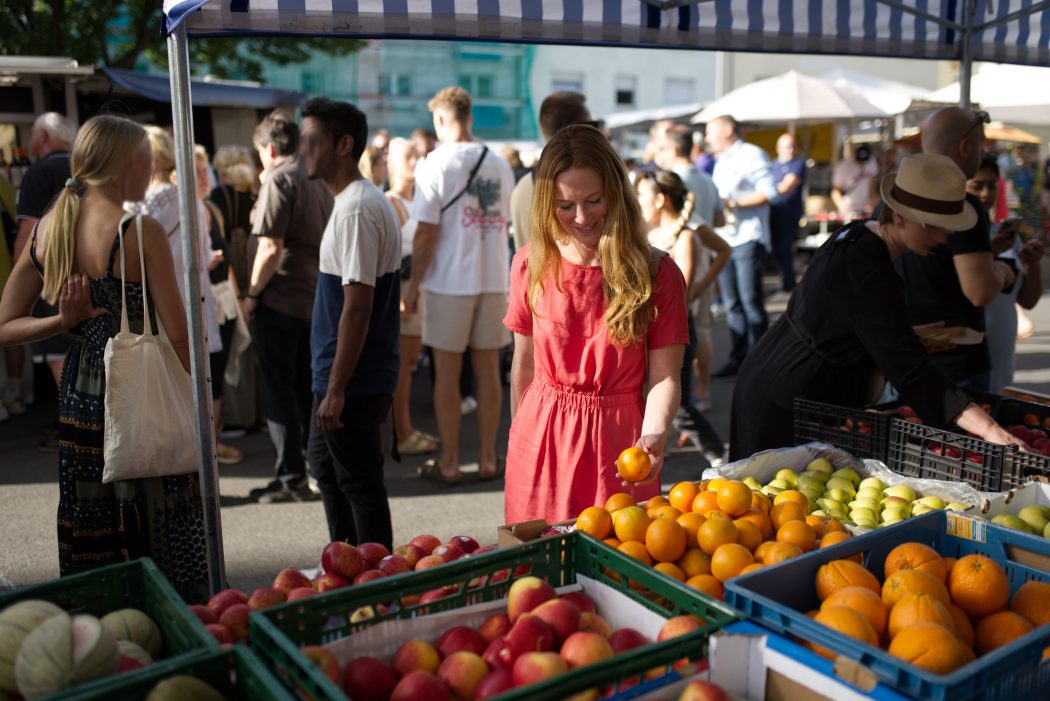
[40,115,147,303]
[145,125,176,180]
[528,125,653,346]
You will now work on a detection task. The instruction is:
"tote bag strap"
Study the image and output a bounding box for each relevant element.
[115,214,156,337]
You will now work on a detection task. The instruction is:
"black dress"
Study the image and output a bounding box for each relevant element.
[729,221,972,460]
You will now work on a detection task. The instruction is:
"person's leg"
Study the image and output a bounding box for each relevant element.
[772,220,796,292]
[432,349,464,479]
[736,241,770,355]
[306,397,357,543]
[717,251,747,371]
[292,319,314,467]
[471,347,502,477]
[393,334,424,442]
[2,346,25,414]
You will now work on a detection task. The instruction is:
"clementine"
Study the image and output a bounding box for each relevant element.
[822,586,888,639]
[945,603,975,648]
[760,541,803,566]
[883,542,948,583]
[685,574,724,600]
[815,559,881,601]
[822,519,849,535]
[677,548,712,578]
[739,563,764,575]
[732,518,763,552]
[948,554,1010,618]
[805,514,826,537]
[616,447,652,483]
[603,537,622,549]
[974,610,1034,655]
[697,517,738,555]
[710,543,754,582]
[1008,580,1050,628]
[770,502,806,530]
[887,592,955,640]
[817,531,851,549]
[810,606,878,659]
[668,481,700,513]
[576,506,613,540]
[653,561,686,582]
[751,490,772,514]
[882,568,950,609]
[645,495,670,510]
[613,506,651,543]
[676,512,705,543]
[691,491,721,516]
[617,540,653,566]
[776,520,817,552]
[888,622,975,674]
[737,509,774,540]
[645,517,688,563]
[716,480,754,517]
[605,492,636,513]
[648,505,682,521]
[773,489,809,512]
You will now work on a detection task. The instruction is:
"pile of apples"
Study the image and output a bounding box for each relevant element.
[1007,424,1050,457]
[990,503,1050,538]
[304,576,706,701]
[188,534,489,645]
[750,457,970,529]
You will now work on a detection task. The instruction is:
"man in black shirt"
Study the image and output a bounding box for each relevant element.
[894,107,1015,391]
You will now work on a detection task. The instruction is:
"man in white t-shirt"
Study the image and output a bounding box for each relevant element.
[404,86,515,485]
[832,144,879,218]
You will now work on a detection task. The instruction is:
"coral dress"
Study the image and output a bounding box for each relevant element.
[503,248,688,523]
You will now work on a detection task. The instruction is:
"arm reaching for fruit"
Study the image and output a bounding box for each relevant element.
[625,343,684,487]
[954,403,1031,451]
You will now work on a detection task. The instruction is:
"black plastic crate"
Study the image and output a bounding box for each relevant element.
[887,420,1008,492]
[793,398,893,462]
[993,396,1050,429]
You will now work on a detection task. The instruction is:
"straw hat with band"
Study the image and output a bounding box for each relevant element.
[879,152,977,232]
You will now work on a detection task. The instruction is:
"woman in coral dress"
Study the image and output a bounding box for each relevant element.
[503,125,688,524]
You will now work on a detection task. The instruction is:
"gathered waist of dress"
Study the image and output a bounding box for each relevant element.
[533,378,641,408]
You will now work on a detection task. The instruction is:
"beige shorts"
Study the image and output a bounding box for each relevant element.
[691,292,714,343]
[423,291,510,352]
[400,286,423,337]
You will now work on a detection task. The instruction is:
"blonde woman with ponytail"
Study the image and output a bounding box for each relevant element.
[0,115,209,603]
[502,125,689,523]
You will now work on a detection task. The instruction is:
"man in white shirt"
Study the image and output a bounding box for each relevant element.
[657,125,724,229]
[832,143,879,218]
[705,115,779,378]
[404,86,515,485]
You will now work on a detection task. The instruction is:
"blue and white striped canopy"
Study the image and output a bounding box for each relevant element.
[163,0,1050,67]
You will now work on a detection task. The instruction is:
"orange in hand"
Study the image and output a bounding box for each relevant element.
[616,447,652,482]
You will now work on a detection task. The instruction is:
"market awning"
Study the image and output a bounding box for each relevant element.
[163,0,1050,68]
[101,66,306,108]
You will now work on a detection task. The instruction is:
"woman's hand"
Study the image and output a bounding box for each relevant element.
[622,433,665,488]
[207,249,224,271]
[58,274,107,330]
[984,423,1032,452]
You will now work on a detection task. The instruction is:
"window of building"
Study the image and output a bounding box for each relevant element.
[477,75,493,98]
[551,73,584,94]
[300,71,325,93]
[396,74,412,96]
[458,75,472,92]
[615,76,636,107]
[665,77,694,105]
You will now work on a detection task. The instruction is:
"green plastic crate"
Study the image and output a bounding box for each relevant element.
[56,646,295,701]
[0,557,218,699]
[250,532,738,701]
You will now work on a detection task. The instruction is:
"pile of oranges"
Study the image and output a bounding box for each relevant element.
[574,478,852,601]
[809,543,1050,674]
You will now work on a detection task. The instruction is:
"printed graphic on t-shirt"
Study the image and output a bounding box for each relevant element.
[462,177,506,235]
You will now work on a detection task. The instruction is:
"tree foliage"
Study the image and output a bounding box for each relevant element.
[0,0,364,81]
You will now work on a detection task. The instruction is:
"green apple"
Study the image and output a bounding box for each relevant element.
[857,487,883,501]
[945,502,971,512]
[775,469,798,486]
[991,514,1033,534]
[884,484,918,502]
[850,507,877,523]
[802,470,831,485]
[806,457,833,475]
[881,496,910,510]
[762,485,783,497]
[858,477,886,492]
[824,488,852,504]
[881,506,909,522]
[797,475,824,492]
[849,498,880,512]
[828,509,849,521]
[825,478,856,496]
[853,517,878,529]
[880,517,905,528]
[1044,521,1050,539]
[742,476,762,490]
[768,478,791,490]
[830,468,860,486]
[801,487,824,505]
[1018,506,1050,534]
[810,509,828,518]
[914,495,946,510]
[817,498,845,513]
[911,503,937,516]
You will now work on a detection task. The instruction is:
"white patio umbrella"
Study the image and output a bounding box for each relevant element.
[691,70,889,125]
[929,63,1050,126]
[821,67,933,116]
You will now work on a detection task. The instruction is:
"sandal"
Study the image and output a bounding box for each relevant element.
[216,442,244,465]
[478,457,505,481]
[398,430,439,455]
[417,459,463,486]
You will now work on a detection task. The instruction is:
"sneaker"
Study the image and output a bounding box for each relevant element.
[219,426,247,439]
[215,443,244,465]
[704,450,727,468]
[767,290,793,304]
[460,396,478,415]
[712,363,739,380]
[255,479,321,504]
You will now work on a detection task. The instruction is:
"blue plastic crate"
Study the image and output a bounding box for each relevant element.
[724,511,1050,701]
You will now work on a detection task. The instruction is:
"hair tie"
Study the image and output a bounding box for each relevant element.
[65,177,78,189]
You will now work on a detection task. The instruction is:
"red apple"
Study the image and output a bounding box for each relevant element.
[301,645,341,686]
[437,651,489,701]
[608,628,651,653]
[357,542,391,568]
[448,535,481,554]
[474,668,513,699]
[206,623,234,644]
[433,543,466,562]
[322,541,364,580]
[679,680,730,701]
[247,587,287,610]
[482,636,508,670]
[118,656,144,673]
[419,586,453,605]
[218,603,251,640]
[344,657,398,701]
[499,614,554,666]
[392,639,441,677]
[378,554,412,577]
[207,588,247,617]
[478,612,511,643]
[507,576,557,622]
[349,605,378,624]
[559,591,597,615]
[474,545,498,556]
[287,587,317,601]
[578,612,612,638]
[393,543,427,569]
[559,631,613,669]
[436,625,488,658]
[415,554,447,571]
[189,604,218,626]
[391,671,451,701]
[531,598,581,646]
[313,572,351,593]
[273,568,312,595]
[409,534,442,554]
[353,569,387,585]
[511,651,567,687]
[658,615,705,642]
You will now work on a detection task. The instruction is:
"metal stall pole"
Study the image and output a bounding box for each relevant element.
[959,0,975,109]
[167,22,227,595]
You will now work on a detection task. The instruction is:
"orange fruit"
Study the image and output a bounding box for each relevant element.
[882,569,950,609]
[776,521,817,552]
[974,610,1034,655]
[948,554,1010,618]
[760,541,803,566]
[613,506,651,543]
[822,586,888,640]
[617,540,653,566]
[648,505,682,521]
[576,506,613,540]
[677,548,712,579]
[653,561,686,582]
[737,509,773,540]
[602,537,622,549]
[815,559,881,601]
[1009,580,1050,627]
[716,481,753,517]
[710,543,754,582]
[691,491,720,515]
[644,495,669,510]
[739,563,764,575]
[732,518,763,552]
[616,447,652,482]
[702,510,732,522]
[883,542,948,583]
[889,623,975,674]
[773,490,809,513]
[676,512,705,543]
[818,531,851,549]
[810,606,878,659]
[706,477,727,493]
[770,502,806,530]
[685,574,724,601]
[697,517,738,555]
[668,481,700,513]
[805,514,826,537]
[645,517,688,563]
[942,556,957,575]
[605,492,635,513]
[822,519,849,535]
[887,593,956,640]
[947,603,975,648]
[751,490,772,514]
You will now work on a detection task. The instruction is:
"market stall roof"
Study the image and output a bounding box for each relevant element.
[897,121,1043,147]
[602,102,706,131]
[163,0,1050,68]
[101,67,306,108]
[820,68,933,116]
[928,62,1050,125]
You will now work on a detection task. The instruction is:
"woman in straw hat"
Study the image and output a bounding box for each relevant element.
[729,153,1027,460]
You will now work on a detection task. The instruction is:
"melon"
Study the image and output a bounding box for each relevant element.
[146,674,227,701]
[101,608,162,658]
[0,599,66,693]
[15,612,120,698]
[117,640,153,666]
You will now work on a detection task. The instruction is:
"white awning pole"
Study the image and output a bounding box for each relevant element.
[166,22,227,595]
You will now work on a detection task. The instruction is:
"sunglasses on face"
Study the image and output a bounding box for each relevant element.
[961,110,991,141]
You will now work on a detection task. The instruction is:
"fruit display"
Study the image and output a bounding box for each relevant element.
[574,475,855,600]
[1006,424,1050,457]
[982,480,1050,538]
[0,600,164,699]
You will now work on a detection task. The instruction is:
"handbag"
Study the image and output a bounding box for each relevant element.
[102,214,198,483]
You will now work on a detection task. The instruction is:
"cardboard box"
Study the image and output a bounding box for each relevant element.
[497,518,575,547]
[981,478,1050,519]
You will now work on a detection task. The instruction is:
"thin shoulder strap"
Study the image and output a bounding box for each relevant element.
[115,214,154,336]
[28,221,44,275]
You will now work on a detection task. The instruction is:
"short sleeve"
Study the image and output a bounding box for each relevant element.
[253,171,295,240]
[503,247,533,335]
[333,210,379,287]
[647,255,689,350]
[16,167,56,221]
[412,157,444,226]
[949,196,993,256]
